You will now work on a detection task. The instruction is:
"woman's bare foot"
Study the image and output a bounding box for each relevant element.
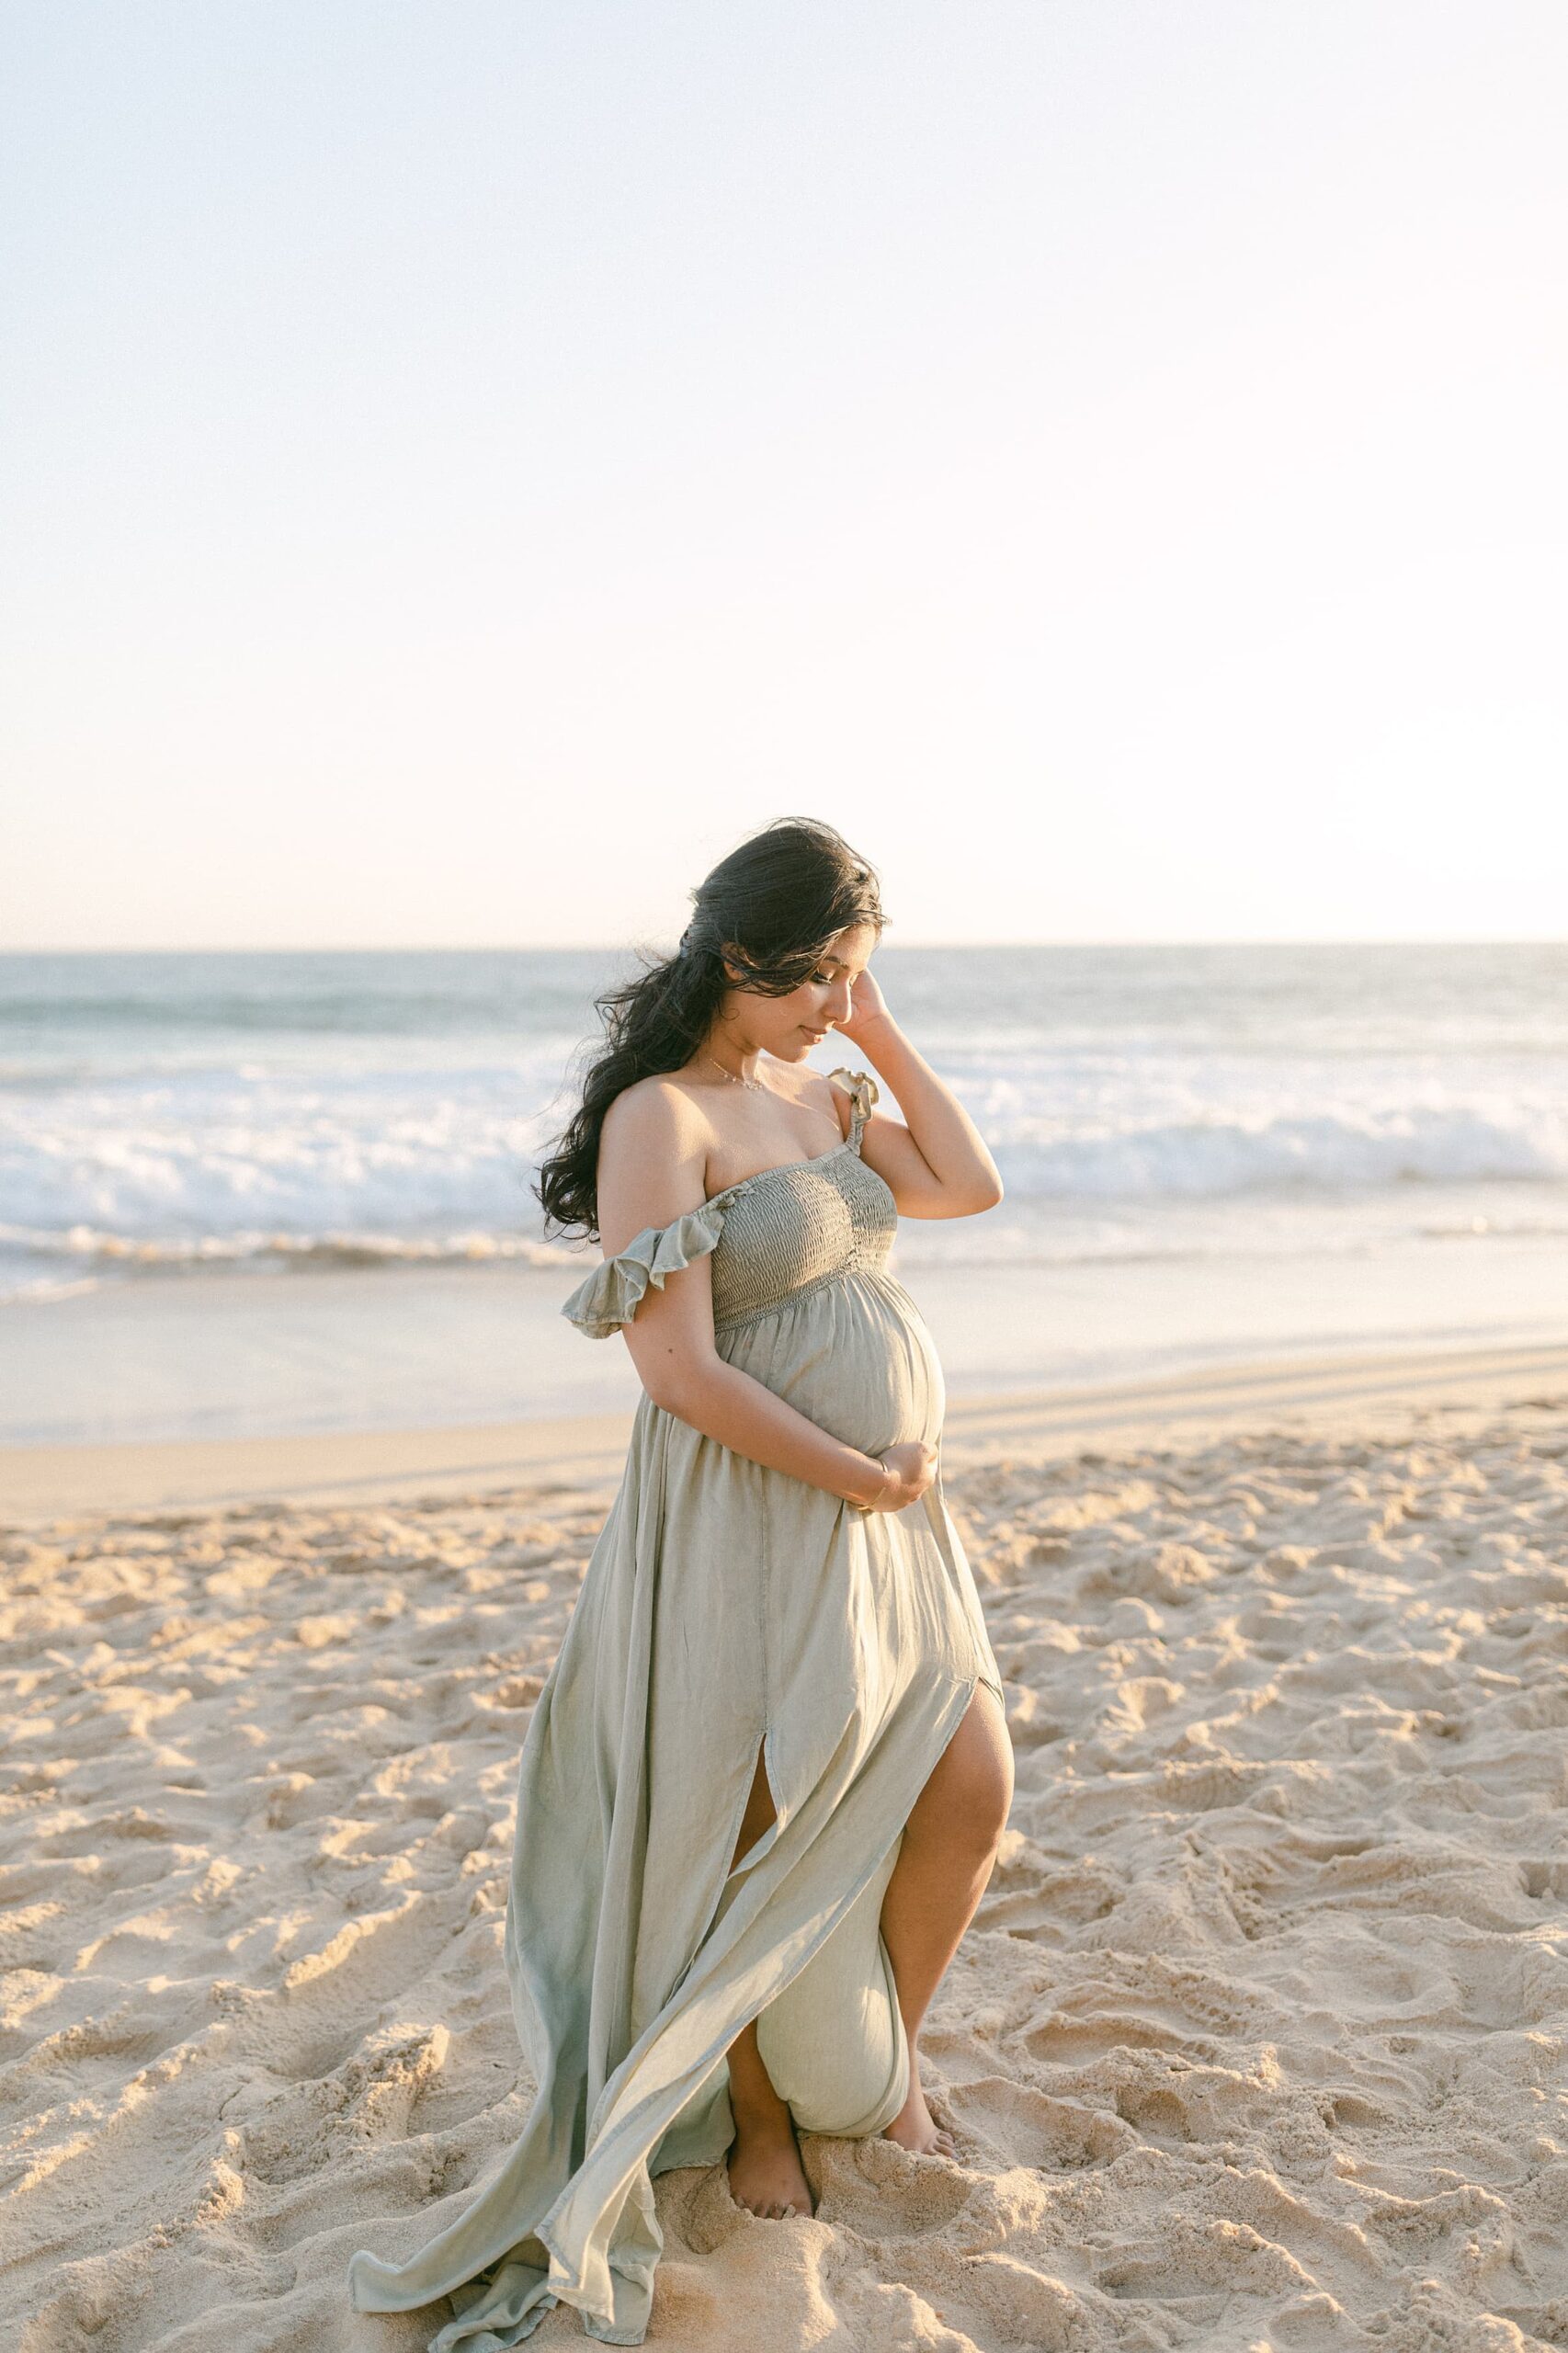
[881,2056,957,2159]
[726,2104,814,2219]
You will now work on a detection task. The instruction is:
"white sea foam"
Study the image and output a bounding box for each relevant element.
[4,1078,1562,1238]
[3,946,1566,1295]
[993,1099,1568,1198]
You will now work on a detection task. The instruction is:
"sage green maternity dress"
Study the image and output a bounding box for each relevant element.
[347,1069,1005,2347]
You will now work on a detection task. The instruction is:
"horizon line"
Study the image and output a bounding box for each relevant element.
[0,937,1562,957]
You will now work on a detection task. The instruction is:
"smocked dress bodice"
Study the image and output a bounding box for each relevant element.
[703,1123,898,1331]
[559,1069,941,1461]
[561,1068,894,1336]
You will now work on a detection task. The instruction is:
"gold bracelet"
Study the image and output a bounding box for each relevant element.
[849,1452,892,1510]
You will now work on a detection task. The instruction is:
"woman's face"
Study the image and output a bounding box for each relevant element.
[727,922,879,1057]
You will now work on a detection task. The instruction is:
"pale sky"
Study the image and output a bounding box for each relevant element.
[3,2,1563,949]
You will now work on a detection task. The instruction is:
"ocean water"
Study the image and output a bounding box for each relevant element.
[3,944,1566,1445]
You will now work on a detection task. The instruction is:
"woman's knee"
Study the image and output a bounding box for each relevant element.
[963,1733,1015,1849]
[914,1688,1013,1850]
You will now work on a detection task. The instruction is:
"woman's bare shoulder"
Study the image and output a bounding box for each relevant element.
[595,1075,714,1247]
[601,1072,712,1153]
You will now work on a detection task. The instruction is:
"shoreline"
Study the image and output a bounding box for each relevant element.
[6,1333,1566,1523]
[7,1229,1568,1459]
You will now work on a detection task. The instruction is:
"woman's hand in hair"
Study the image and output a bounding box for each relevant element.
[835,961,892,1048]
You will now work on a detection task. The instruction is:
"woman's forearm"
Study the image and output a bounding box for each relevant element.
[653,1358,890,1506]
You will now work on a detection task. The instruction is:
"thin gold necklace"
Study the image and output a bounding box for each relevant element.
[697,1051,767,1094]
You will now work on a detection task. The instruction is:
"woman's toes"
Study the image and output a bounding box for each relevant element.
[727,2120,813,2219]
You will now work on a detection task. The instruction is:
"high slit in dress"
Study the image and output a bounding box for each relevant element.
[347,1068,1006,2347]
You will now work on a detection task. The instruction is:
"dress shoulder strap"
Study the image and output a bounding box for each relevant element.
[826,1067,880,1156]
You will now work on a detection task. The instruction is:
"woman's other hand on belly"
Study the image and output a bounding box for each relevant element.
[860,1440,937,1514]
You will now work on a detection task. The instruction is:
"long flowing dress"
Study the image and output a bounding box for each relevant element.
[347,1068,1006,2347]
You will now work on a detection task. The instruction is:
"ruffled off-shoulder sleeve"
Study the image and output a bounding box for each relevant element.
[559,1198,728,1339]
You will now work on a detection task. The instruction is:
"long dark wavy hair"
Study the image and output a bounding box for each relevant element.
[534,815,885,1244]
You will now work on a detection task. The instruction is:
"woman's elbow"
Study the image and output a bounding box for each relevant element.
[641,1357,715,1418]
[951,1171,1004,1213]
[642,1370,685,1415]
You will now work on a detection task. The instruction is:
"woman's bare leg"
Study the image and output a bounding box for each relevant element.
[878,1682,1014,2155]
[722,1745,814,2218]
[722,1683,1013,2199]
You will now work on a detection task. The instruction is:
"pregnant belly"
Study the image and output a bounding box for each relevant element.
[719,1270,945,1458]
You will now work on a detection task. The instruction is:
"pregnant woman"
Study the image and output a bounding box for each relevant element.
[348,816,1013,2347]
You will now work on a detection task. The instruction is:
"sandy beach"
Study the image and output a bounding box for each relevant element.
[5,1348,1568,2350]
